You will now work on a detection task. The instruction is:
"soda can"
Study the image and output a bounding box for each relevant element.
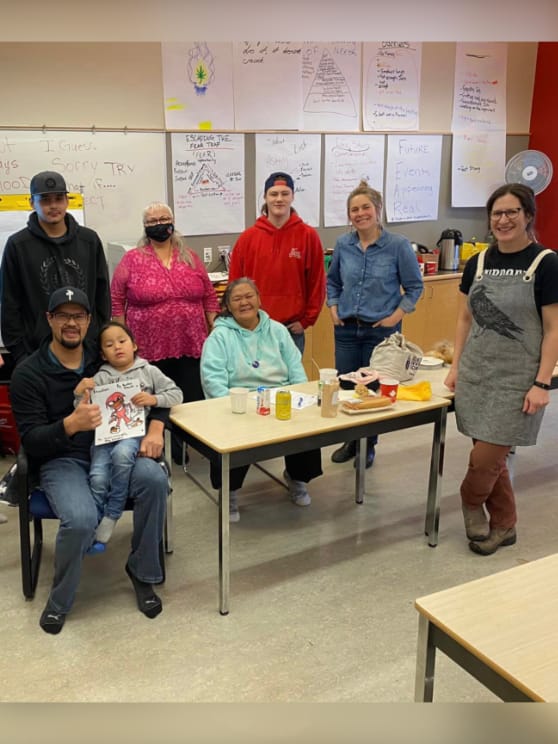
[275,390,292,420]
[256,386,271,416]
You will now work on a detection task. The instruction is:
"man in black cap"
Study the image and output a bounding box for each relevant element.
[10,286,168,634]
[0,170,110,366]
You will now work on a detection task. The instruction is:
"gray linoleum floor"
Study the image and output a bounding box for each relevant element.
[2,396,558,703]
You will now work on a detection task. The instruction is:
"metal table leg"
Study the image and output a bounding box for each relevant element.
[219,453,230,615]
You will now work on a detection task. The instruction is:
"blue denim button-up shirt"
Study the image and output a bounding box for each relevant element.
[326,229,423,323]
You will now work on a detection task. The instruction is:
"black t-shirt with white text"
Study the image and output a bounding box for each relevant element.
[460,243,558,313]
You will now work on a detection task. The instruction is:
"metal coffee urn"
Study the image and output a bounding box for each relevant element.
[436,229,463,271]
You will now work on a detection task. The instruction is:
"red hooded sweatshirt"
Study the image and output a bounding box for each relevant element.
[228,211,325,328]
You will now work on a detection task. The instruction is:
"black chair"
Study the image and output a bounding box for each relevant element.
[17,429,174,600]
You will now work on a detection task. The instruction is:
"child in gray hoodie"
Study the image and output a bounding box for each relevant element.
[74,321,182,543]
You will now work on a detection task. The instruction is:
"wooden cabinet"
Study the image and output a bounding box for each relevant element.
[302,273,461,379]
[402,273,461,351]
[302,303,335,381]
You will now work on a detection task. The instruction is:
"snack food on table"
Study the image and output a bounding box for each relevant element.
[354,383,370,398]
[424,340,454,365]
[342,396,393,411]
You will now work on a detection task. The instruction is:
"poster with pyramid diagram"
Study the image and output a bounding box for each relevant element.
[302,43,361,131]
[171,132,245,235]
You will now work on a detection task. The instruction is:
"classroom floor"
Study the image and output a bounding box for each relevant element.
[2,396,558,704]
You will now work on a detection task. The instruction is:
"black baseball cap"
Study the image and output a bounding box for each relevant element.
[48,287,91,313]
[30,171,68,197]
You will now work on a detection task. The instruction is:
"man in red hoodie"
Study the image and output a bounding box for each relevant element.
[228,172,325,353]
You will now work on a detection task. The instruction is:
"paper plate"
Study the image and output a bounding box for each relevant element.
[420,356,444,369]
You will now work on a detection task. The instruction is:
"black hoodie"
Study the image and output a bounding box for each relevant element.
[0,212,110,364]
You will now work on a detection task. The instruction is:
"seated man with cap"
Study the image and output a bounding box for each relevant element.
[10,286,168,635]
[0,170,110,367]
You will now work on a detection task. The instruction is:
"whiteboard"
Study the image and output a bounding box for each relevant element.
[0,130,167,246]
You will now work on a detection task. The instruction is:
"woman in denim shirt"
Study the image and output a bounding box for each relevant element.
[327,180,423,468]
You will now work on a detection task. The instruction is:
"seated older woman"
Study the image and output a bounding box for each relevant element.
[200,277,322,522]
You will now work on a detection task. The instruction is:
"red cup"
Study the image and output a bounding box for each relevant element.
[425,261,437,275]
[379,377,399,403]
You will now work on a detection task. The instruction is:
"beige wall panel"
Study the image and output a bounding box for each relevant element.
[0,43,164,130]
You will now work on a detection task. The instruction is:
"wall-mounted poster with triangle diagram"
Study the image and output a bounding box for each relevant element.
[171,132,245,235]
[302,43,361,131]
[189,163,226,194]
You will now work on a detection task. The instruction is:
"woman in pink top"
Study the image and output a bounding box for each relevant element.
[111,201,220,463]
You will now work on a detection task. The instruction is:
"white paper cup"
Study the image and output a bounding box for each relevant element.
[229,387,248,414]
[319,368,338,381]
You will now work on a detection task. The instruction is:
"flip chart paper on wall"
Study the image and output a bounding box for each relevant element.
[323,134,385,227]
[385,135,442,223]
[162,42,235,130]
[451,131,506,207]
[233,42,303,131]
[0,130,167,246]
[451,42,507,132]
[171,132,245,236]
[255,133,321,228]
[363,43,422,131]
[302,43,361,132]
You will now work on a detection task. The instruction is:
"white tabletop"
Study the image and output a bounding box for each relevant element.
[170,381,450,454]
[415,552,558,701]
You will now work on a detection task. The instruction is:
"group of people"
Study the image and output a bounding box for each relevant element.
[1,164,556,634]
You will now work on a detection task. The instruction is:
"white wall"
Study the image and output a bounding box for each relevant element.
[2,0,558,42]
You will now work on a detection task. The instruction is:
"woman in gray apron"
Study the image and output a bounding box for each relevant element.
[445,183,558,555]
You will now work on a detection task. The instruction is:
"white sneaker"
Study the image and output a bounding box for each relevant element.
[0,512,7,524]
[220,489,240,522]
[283,470,311,507]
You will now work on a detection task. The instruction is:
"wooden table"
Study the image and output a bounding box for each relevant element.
[415,553,558,702]
[171,382,449,614]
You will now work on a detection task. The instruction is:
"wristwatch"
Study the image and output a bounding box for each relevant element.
[533,380,551,390]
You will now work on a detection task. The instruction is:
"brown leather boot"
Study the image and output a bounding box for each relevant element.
[469,527,517,555]
[462,504,489,541]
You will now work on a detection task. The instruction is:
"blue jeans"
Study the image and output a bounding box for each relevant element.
[40,456,167,614]
[289,330,305,355]
[334,322,401,447]
[89,437,141,521]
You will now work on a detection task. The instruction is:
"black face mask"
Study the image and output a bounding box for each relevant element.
[145,223,174,243]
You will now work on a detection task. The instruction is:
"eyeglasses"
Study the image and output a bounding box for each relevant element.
[490,208,523,221]
[50,311,89,323]
[144,216,173,227]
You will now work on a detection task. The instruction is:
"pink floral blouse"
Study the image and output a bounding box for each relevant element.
[110,245,220,361]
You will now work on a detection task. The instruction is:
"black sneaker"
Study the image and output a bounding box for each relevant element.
[331,441,357,463]
[39,607,66,635]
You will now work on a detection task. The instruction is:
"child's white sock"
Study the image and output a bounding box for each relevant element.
[95,516,118,544]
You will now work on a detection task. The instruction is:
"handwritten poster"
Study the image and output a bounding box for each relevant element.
[385,135,442,223]
[233,42,303,131]
[171,132,245,236]
[323,135,385,227]
[451,43,507,132]
[91,380,145,446]
[0,130,166,245]
[451,131,506,207]
[302,43,361,131]
[363,42,422,131]
[162,42,234,130]
[255,133,321,227]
